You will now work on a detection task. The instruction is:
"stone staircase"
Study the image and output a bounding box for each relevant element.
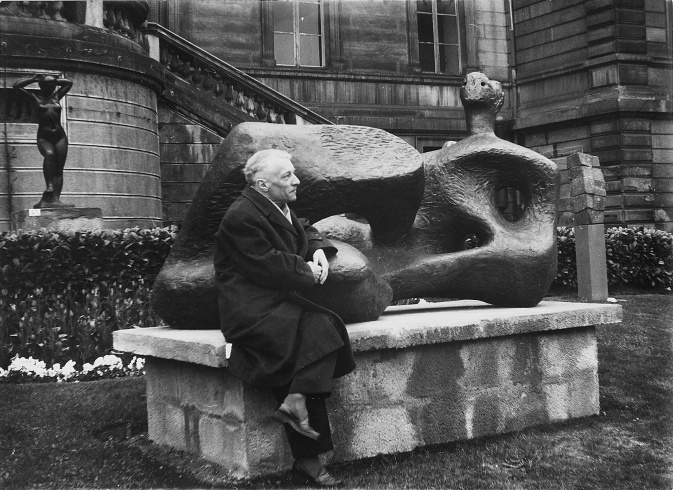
[141,22,333,138]
[137,23,334,224]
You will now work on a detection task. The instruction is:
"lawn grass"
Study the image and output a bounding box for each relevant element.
[1,291,671,489]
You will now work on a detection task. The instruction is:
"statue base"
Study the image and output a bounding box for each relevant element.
[114,300,623,479]
[11,207,103,233]
[34,191,76,209]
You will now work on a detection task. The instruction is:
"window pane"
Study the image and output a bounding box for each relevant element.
[437,14,458,45]
[419,43,435,72]
[298,2,320,34]
[438,44,459,73]
[436,0,455,15]
[274,32,295,65]
[417,12,434,43]
[274,1,294,33]
[300,34,322,66]
[416,0,432,13]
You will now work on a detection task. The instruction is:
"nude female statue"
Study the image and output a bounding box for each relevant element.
[13,74,74,208]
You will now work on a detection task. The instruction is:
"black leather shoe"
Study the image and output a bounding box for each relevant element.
[292,462,343,488]
[272,406,320,440]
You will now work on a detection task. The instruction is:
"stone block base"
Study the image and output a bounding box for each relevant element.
[11,207,103,232]
[114,300,622,479]
[145,358,292,478]
[330,326,599,461]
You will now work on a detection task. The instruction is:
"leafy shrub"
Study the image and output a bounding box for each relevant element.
[0,226,176,303]
[0,227,177,369]
[605,227,673,287]
[0,281,161,369]
[555,226,673,289]
[555,226,577,288]
[1,225,671,371]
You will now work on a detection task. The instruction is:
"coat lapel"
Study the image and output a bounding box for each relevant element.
[242,186,297,236]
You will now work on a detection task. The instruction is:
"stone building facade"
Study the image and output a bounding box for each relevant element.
[148,0,673,231]
[1,0,671,231]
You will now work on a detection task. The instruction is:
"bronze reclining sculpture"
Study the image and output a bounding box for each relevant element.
[151,72,560,328]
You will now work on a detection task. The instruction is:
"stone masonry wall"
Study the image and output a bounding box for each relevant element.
[144,325,599,478]
[158,107,224,225]
[330,326,598,461]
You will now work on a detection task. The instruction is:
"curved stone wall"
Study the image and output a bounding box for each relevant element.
[4,71,162,230]
[0,7,164,231]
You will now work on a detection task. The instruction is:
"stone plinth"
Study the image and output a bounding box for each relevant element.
[11,207,103,232]
[113,300,622,479]
[575,224,609,302]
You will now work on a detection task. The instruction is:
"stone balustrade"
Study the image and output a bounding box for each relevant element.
[102,1,148,42]
[160,47,286,123]
[0,1,67,21]
[141,23,333,127]
[0,1,149,45]
[0,4,331,128]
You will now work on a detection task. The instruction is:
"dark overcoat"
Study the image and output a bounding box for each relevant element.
[213,186,355,387]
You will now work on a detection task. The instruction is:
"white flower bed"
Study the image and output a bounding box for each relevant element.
[0,354,145,383]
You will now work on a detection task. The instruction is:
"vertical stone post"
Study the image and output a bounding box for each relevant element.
[569,153,608,301]
[84,0,104,28]
[145,31,161,62]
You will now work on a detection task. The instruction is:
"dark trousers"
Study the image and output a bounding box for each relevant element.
[271,351,338,459]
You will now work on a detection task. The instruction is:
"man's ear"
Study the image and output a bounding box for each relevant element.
[257,179,268,191]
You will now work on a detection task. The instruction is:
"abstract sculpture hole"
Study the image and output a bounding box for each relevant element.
[495,187,526,222]
[462,233,482,250]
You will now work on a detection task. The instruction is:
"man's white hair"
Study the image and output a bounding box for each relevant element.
[243,149,292,186]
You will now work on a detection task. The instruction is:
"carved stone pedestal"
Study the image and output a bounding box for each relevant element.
[11,207,103,232]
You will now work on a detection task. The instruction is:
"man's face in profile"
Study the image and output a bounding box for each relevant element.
[260,157,300,206]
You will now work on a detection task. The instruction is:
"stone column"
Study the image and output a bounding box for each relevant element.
[85,0,104,28]
[569,153,608,302]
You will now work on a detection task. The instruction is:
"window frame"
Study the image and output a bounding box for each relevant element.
[270,0,326,68]
[408,0,467,76]
[418,0,461,74]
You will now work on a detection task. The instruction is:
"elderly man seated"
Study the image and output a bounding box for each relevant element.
[213,149,355,487]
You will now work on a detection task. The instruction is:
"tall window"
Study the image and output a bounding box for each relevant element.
[273,0,323,67]
[417,0,460,73]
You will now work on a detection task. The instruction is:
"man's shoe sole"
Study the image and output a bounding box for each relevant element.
[272,407,320,440]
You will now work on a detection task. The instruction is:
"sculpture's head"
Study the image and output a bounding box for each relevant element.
[37,75,58,94]
[460,72,504,115]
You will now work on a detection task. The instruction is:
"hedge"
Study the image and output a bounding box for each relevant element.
[554,226,673,289]
[1,226,177,302]
[0,225,671,369]
[0,227,177,369]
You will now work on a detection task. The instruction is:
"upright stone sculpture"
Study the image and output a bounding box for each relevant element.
[13,73,73,209]
[151,72,560,329]
[569,153,609,301]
